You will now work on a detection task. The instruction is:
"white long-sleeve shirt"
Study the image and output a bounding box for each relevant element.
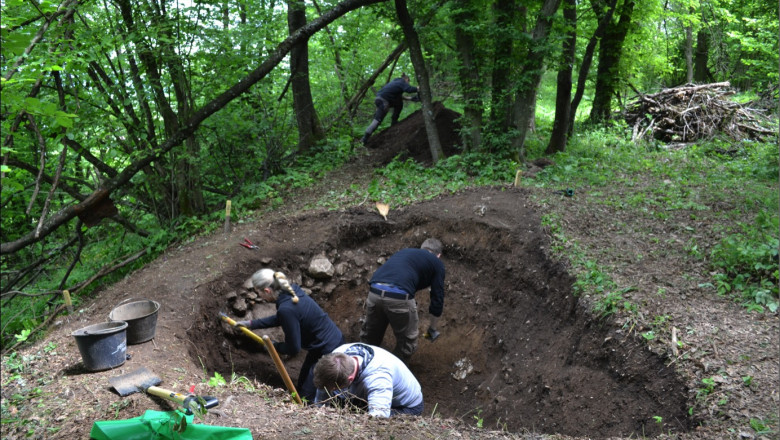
[315,343,423,417]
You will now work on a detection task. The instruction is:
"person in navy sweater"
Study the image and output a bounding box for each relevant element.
[360,238,445,363]
[237,269,344,403]
[360,73,420,146]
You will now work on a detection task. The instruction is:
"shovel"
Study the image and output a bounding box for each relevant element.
[219,313,303,405]
[110,367,219,415]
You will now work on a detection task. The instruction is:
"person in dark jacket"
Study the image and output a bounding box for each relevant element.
[360,73,419,146]
[359,238,445,363]
[237,269,344,403]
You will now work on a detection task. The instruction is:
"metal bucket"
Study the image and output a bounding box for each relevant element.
[72,321,128,371]
[109,299,159,344]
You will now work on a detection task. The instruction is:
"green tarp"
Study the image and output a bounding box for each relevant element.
[90,410,253,440]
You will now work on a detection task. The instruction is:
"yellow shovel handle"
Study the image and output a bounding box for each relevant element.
[262,335,303,405]
[220,314,302,405]
[146,385,187,405]
[221,314,266,346]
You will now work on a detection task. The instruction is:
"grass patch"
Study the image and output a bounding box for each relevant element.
[531,126,778,314]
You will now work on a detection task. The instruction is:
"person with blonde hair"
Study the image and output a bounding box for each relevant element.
[238,269,344,403]
[313,342,423,418]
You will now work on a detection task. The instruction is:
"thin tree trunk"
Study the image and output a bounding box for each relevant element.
[313,0,348,104]
[453,0,483,152]
[509,0,561,163]
[394,0,443,163]
[489,0,517,132]
[693,29,710,83]
[288,0,324,152]
[685,10,694,84]
[546,0,576,155]
[567,0,617,136]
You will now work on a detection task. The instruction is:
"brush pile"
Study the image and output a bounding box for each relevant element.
[622,82,776,144]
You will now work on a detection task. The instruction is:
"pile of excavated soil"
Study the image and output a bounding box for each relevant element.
[190,186,693,438]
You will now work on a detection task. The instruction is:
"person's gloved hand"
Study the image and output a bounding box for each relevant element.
[424,315,440,342]
[410,94,421,102]
[235,320,252,328]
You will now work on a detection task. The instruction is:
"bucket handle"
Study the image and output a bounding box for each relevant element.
[107,298,137,322]
[82,321,127,335]
[108,298,157,321]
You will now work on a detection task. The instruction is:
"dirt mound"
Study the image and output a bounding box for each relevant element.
[365,101,463,164]
[187,188,694,438]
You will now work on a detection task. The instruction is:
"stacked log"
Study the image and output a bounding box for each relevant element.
[622,82,776,144]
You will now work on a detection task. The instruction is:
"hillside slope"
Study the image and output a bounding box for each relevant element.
[1,106,776,440]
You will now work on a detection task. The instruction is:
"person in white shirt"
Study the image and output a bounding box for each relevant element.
[313,343,423,418]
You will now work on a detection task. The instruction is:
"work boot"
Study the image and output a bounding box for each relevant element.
[360,133,370,146]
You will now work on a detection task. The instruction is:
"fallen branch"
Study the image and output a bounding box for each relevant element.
[67,248,148,295]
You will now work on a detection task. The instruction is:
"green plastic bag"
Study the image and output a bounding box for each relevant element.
[90,410,253,440]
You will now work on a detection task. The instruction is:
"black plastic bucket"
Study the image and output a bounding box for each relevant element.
[109,299,159,344]
[72,321,128,371]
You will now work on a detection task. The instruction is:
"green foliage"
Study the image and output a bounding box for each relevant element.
[709,231,779,312]
[13,329,31,343]
[535,125,779,315]
[206,371,227,388]
[368,153,515,207]
[230,373,256,392]
[750,417,775,435]
[696,377,717,400]
[473,409,484,428]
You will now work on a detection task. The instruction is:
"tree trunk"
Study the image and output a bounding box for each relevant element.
[545,0,576,155]
[161,20,206,216]
[394,0,444,163]
[588,0,635,124]
[116,0,207,218]
[453,0,483,152]
[694,29,710,83]
[508,0,561,163]
[288,0,324,152]
[489,0,517,132]
[685,10,694,84]
[567,0,617,136]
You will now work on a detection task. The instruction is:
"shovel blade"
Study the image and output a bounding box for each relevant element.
[109,367,162,397]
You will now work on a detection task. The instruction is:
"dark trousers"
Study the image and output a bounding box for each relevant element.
[298,337,345,403]
[373,97,403,126]
[359,292,419,362]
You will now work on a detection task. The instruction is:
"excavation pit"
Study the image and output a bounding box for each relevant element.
[188,188,695,438]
